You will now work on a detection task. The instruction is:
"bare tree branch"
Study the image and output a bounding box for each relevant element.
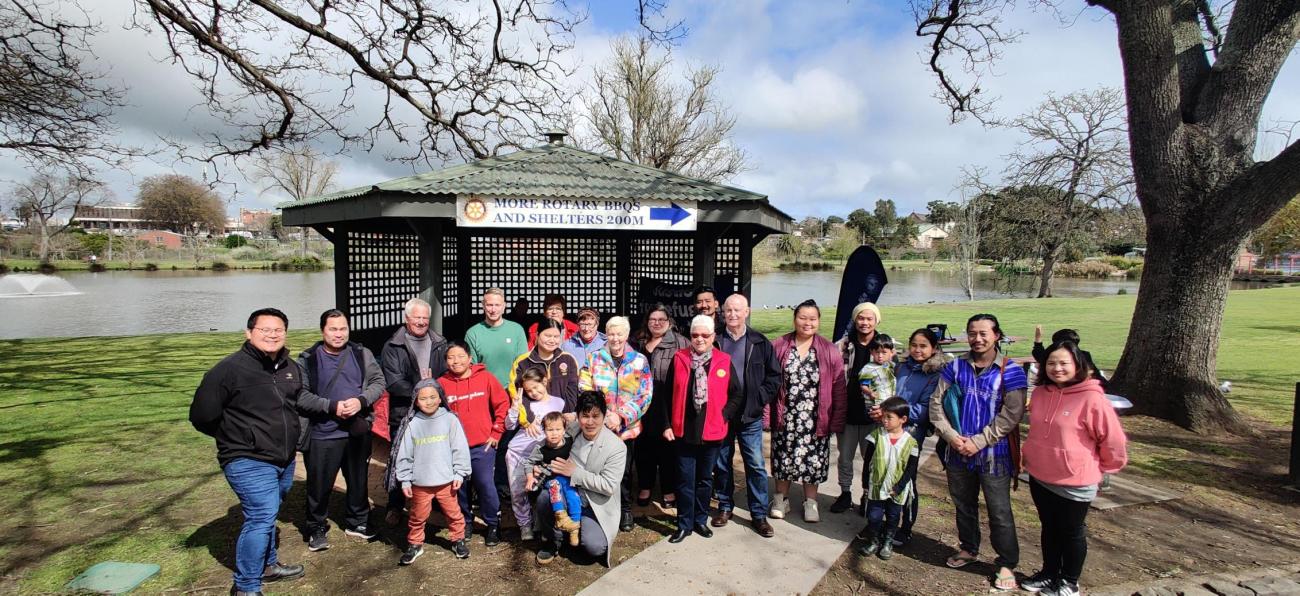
[132,0,580,170]
[0,0,139,173]
[582,35,747,183]
[910,0,1022,124]
[7,168,108,264]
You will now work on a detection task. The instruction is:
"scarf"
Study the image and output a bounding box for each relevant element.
[941,357,1013,476]
[691,350,711,412]
[384,407,417,493]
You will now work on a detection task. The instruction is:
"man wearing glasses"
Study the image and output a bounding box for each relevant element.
[191,308,343,596]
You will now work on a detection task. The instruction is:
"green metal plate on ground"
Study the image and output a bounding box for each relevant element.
[65,561,160,594]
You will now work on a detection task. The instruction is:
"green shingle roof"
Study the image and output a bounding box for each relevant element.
[280,144,771,208]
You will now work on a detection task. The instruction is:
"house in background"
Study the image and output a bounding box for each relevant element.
[135,230,185,250]
[913,223,950,249]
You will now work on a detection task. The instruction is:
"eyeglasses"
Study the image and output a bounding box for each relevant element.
[253,327,286,336]
[648,317,669,323]
[690,333,713,339]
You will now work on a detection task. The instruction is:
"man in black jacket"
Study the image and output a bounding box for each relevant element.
[297,309,386,551]
[379,297,449,523]
[711,294,783,537]
[190,308,342,596]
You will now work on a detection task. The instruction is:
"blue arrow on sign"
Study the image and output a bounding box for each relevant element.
[649,202,690,226]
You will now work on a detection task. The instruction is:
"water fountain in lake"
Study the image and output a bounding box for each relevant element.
[0,273,81,297]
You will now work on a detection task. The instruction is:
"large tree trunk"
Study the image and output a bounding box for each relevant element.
[36,221,51,265]
[1036,246,1058,298]
[1109,219,1247,434]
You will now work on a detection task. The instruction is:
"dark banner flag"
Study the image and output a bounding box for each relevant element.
[833,246,888,342]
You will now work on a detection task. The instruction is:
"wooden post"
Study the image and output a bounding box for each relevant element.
[1291,383,1300,488]
[616,235,631,316]
[332,224,349,319]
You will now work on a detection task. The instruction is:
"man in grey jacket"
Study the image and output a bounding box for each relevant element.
[531,391,627,567]
[297,309,387,552]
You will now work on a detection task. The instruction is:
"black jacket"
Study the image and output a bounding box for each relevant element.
[635,329,689,434]
[191,341,331,467]
[380,327,450,416]
[720,327,783,424]
[298,340,387,422]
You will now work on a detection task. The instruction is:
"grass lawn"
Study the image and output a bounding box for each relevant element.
[749,284,1300,425]
[0,286,1296,593]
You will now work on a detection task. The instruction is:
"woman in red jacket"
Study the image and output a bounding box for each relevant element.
[1020,340,1127,596]
[438,342,510,546]
[663,315,742,543]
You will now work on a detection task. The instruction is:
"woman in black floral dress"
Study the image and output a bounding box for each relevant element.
[767,300,847,523]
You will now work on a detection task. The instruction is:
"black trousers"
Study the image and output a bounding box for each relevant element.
[1030,477,1092,583]
[635,431,678,499]
[621,438,637,514]
[305,432,373,531]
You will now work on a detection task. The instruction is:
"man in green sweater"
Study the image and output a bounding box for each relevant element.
[465,286,529,521]
[466,287,528,386]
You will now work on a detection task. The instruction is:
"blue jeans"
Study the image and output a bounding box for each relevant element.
[223,458,295,592]
[457,444,500,528]
[676,442,720,532]
[545,476,582,518]
[713,418,770,519]
[865,498,904,533]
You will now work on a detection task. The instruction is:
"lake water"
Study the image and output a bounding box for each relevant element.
[0,268,1257,339]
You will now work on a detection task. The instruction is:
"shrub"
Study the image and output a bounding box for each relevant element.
[1055,261,1120,278]
[37,262,58,274]
[144,263,159,271]
[228,246,268,261]
[224,234,249,249]
[0,263,8,274]
[88,263,107,272]
[276,255,325,270]
[211,261,230,271]
[1117,288,1128,295]
[1102,256,1143,271]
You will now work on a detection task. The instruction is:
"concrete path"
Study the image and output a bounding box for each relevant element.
[578,435,938,596]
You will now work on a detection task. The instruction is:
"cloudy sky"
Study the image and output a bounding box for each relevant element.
[2,0,1297,221]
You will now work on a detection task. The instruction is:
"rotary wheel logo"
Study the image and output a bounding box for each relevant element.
[463,198,488,222]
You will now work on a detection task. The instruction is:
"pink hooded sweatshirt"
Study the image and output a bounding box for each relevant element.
[1022,378,1128,487]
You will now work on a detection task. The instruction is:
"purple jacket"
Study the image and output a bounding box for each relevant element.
[767,333,848,437]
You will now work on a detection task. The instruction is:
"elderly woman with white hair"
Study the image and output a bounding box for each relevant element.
[663,315,743,543]
[579,315,653,531]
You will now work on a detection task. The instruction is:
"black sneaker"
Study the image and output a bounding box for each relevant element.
[260,562,304,583]
[536,544,556,564]
[483,525,500,546]
[344,524,375,540]
[1020,571,1055,593]
[829,492,853,513]
[229,588,261,596]
[398,544,424,566]
[619,511,634,532]
[891,529,912,547]
[452,539,470,559]
[1045,579,1079,596]
[307,530,329,552]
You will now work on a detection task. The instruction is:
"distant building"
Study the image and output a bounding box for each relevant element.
[240,208,275,235]
[913,223,951,249]
[136,230,185,250]
[75,204,151,233]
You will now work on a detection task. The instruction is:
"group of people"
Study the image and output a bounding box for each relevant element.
[191,286,1128,596]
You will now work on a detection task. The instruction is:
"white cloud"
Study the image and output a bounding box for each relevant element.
[738,66,865,131]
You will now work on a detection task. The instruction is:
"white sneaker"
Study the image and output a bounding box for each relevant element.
[803,498,820,523]
[770,494,789,519]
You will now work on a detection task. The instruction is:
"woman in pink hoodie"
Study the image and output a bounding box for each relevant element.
[1020,340,1127,596]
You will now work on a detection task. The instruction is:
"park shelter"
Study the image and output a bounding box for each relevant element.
[280,134,793,350]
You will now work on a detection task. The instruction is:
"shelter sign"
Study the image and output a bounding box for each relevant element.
[456,196,698,231]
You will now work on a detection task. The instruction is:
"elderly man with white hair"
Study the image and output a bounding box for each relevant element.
[663,315,743,543]
[380,297,450,525]
[579,315,653,532]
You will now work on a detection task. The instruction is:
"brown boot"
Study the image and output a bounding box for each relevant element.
[568,528,581,546]
[555,510,581,532]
